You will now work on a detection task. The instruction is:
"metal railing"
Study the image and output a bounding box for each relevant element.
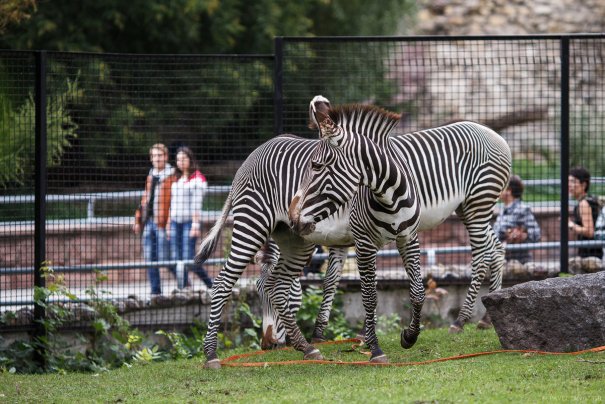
[2,178,603,225]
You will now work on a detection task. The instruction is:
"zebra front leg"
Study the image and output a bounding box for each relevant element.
[266,259,322,360]
[356,241,387,363]
[312,247,346,342]
[397,234,424,349]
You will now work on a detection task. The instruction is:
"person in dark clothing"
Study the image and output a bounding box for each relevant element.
[568,166,602,259]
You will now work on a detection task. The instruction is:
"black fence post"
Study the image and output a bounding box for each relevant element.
[274,36,284,136]
[560,37,570,273]
[34,50,48,366]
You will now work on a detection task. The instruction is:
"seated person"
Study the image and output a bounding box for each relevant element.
[568,166,602,258]
[493,175,541,263]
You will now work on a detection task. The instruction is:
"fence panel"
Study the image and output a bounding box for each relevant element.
[0,51,36,327]
[1,52,274,329]
[2,35,605,331]
[278,36,603,282]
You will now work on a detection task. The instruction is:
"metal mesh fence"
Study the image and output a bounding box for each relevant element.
[1,52,274,329]
[1,35,605,331]
[0,51,36,319]
[278,36,604,283]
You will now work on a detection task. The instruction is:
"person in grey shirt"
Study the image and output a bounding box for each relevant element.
[493,175,541,263]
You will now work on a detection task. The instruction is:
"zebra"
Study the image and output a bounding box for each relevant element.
[288,103,423,362]
[196,136,357,369]
[290,103,512,335]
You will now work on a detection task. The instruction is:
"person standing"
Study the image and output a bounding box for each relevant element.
[167,146,213,289]
[493,175,541,263]
[134,143,175,295]
[568,166,602,258]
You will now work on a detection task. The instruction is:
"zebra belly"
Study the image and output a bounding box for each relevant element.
[417,198,464,231]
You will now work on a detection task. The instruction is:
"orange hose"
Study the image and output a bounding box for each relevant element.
[219,338,605,368]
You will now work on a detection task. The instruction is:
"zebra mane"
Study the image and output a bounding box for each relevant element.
[327,104,401,146]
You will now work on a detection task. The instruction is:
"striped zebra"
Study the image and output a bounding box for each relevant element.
[288,102,423,362]
[196,135,357,368]
[290,103,512,335]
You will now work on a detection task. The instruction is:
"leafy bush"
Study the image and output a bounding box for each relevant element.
[0,71,78,188]
[297,285,354,341]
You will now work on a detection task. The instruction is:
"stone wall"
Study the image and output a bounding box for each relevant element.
[392,2,605,158]
[415,0,605,35]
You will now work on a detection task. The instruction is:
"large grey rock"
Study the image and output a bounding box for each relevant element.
[482,272,605,352]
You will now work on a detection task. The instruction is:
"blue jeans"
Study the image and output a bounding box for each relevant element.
[170,220,213,288]
[143,220,169,295]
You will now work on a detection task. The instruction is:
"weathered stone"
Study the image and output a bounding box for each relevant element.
[582,257,602,273]
[482,272,605,351]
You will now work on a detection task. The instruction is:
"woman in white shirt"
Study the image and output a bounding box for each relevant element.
[168,146,213,288]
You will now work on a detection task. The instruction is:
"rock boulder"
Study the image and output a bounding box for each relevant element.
[482,272,605,352]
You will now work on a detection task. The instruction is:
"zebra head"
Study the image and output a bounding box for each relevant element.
[289,104,402,236]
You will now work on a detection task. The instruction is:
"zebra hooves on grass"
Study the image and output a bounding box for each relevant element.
[476,312,493,330]
[303,346,323,360]
[204,358,221,370]
[400,328,419,349]
[448,318,465,334]
[311,336,326,344]
[370,348,389,363]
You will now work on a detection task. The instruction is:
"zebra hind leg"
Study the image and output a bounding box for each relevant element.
[266,243,323,360]
[449,224,496,334]
[311,247,346,342]
[478,235,505,330]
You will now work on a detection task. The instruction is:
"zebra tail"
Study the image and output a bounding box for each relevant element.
[194,191,232,264]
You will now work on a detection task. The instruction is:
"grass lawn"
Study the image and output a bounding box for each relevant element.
[1,326,603,403]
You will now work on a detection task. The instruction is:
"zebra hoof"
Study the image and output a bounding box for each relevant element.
[448,320,465,334]
[370,354,389,364]
[476,319,493,330]
[400,329,418,349]
[204,358,221,369]
[303,347,323,361]
[311,337,326,344]
[477,313,492,330]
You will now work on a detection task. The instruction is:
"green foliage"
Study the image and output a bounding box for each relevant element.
[375,313,402,336]
[155,325,206,360]
[0,0,36,34]
[0,267,141,373]
[0,73,78,188]
[0,0,415,54]
[297,285,353,340]
[219,291,262,350]
[0,1,418,189]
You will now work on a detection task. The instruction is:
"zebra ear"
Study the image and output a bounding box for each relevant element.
[308,95,331,131]
[318,116,337,139]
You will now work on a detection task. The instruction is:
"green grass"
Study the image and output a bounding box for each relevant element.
[1,326,603,403]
